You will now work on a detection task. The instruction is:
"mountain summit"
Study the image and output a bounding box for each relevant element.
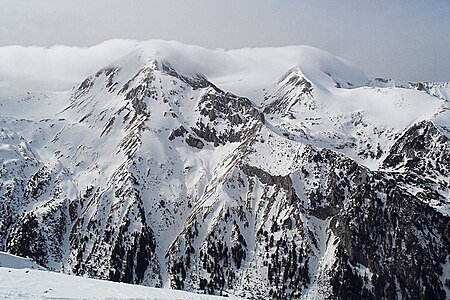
[1,41,449,300]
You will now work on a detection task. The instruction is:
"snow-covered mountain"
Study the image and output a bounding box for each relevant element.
[1,40,449,300]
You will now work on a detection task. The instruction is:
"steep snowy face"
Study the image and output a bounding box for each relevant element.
[21,53,264,285]
[0,41,449,300]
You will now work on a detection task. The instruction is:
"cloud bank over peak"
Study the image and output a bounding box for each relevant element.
[0,40,142,96]
[1,0,449,83]
[0,39,369,98]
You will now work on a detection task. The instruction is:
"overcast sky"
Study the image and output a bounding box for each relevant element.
[0,0,449,82]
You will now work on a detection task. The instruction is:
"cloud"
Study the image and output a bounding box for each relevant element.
[0,40,369,98]
[0,40,140,95]
[0,0,449,85]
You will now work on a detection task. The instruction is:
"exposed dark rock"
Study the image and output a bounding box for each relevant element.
[193,89,264,146]
[161,62,210,90]
[185,135,204,149]
[383,120,449,176]
[168,126,188,140]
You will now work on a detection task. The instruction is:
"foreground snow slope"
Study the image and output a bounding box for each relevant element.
[0,268,241,299]
[1,251,239,299]
[1,40,449,300]
[0,260,240,300]
[0,251,45,270]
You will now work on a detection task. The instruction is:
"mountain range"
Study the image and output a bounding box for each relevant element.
[1,41,449,300]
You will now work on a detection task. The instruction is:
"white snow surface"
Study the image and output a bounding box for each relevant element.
[0,251,46,270]
[0,252,242,300]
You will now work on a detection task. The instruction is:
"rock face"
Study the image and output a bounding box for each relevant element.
[1,45,449,300]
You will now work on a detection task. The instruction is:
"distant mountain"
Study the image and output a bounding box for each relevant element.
[1,41,449,300]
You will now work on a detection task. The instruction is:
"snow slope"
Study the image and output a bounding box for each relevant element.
[0,267,241,299]
[0,251,45,270]
[0,251,241,300]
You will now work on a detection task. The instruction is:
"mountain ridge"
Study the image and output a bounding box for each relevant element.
[1,42,449,299]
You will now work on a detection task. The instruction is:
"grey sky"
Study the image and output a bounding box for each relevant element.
[0,0,449,81]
